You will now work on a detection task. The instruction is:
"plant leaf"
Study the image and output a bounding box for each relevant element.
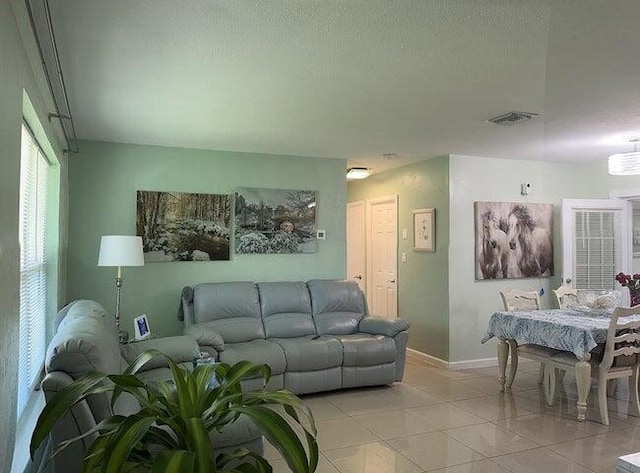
[233,405,316,473]
[151,450,197,473]
[104,415,157,473]
[31,371,108,457]
[186,417,215,473]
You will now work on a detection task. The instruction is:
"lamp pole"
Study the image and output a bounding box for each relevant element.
[115,266,129,343]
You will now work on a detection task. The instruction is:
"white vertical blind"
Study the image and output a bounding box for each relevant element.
[18,124,49,418]
[573,209,621,290]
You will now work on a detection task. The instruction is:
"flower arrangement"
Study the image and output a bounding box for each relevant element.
[615,272,640,290]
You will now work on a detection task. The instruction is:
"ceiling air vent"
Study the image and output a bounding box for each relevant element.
[488,111,538,126]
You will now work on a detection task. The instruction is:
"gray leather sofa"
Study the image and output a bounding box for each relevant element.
[43,299,262,473]
[179,279,410,394]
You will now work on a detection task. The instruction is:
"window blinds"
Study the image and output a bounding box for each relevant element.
[573,209,621,290]
[18,124,49,418]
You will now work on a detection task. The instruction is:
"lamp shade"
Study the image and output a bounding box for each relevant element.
[608,152,640,175]
[97,235,144,267]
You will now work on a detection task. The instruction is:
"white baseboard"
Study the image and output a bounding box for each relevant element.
[407,348,502,371]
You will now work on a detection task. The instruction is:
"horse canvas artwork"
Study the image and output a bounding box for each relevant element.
[475,202,553,280]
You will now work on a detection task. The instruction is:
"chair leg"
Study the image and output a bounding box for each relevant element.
[631,367,640,418]
[607,379,617,395]
[598,373,610,426]
[537,363,544,385]
[505,340,518,389]
[543,362,556,406]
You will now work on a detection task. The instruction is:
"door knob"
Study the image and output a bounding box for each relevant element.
[565,278,572,284]
[390,279,396,283]
[354,274,362,280]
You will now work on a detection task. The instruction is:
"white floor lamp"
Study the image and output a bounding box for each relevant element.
[98,235,144,342]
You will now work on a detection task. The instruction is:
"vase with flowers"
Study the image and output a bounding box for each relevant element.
[615,272,640,307]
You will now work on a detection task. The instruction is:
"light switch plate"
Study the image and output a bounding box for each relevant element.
[401,252,407,263]
[402,228,408,240]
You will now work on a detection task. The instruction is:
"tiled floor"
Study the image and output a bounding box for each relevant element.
[264,359,640,472]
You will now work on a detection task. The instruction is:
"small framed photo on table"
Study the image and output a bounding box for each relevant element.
[133,314,151,340]
[413,208,435,252]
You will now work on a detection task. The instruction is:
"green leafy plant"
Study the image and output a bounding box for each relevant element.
[30,349,318,473]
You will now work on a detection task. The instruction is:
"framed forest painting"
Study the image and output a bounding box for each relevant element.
[235,187,317,254]
[136,190,231,262]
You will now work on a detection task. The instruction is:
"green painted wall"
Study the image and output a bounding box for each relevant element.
[0,1,68,469]
[448,154,603,362]
[347,157,450,360]
[67,140,347,338]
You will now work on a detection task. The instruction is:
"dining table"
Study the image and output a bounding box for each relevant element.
[481,307,621,421]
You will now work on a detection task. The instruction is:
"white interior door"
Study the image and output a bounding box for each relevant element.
[347,201,366,292]
[562,198,632,290]
[367,196,398,318]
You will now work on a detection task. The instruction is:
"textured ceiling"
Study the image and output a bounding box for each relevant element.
[50,0,640,173]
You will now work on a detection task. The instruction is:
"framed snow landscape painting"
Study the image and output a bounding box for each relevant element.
[136,190,231,262]
[235,187,317,254]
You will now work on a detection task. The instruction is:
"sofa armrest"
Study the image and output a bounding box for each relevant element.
[121,335,200,371]
[184,323,225,352]
[358,317,410,337]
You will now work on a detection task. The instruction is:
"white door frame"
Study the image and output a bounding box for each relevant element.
[366,194,398,315]
[347,200,366,292]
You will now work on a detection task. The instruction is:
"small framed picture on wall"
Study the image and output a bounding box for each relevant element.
[413,208,435,252]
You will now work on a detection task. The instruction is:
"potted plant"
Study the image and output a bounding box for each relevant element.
[30,349,318,472]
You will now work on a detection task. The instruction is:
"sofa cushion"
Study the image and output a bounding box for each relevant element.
[273,336,343,371]
[307,279,366,335]
[218,340,287,375]
[192,282,264,342]
[331,334,397,366]
[258,282,316,338]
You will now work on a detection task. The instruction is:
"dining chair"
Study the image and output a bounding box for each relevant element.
[500,289,541,312]
[553,286,579,309]
[499,289,549,388]
[545,306,640,425]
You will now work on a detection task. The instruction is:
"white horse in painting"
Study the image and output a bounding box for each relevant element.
[507,205,553,277]
[480,210,509,279]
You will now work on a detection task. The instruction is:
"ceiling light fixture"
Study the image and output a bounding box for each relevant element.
[347,167,372,180]
[608,138,640,175]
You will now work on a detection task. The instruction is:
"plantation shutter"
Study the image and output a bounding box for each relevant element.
[18,124,49,417]
[572,209,622,290]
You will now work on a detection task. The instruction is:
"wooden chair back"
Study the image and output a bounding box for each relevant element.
[553,286,578,309]
[600,306,640,371]
[499,289,541,311]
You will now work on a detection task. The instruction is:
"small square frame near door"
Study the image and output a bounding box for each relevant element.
[413,208,435,252]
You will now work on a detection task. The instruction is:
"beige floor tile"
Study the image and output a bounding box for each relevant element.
[315,417,378,451]
[269,453,340,473]
[387,431,485,471]
[491,446,597,472]
[413,380,487,401]
[352,408,438,440]
[299,394,347,422]
[547,433,634,472]
[443,422,540,457]
[456,376,505,395]
[427,458,512,473]
[451,393,536,421]
[324,441,422,473]
[406,404,486,430]
[496,413,596,445]
[324,389,397,416]
[368,384,447,409]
